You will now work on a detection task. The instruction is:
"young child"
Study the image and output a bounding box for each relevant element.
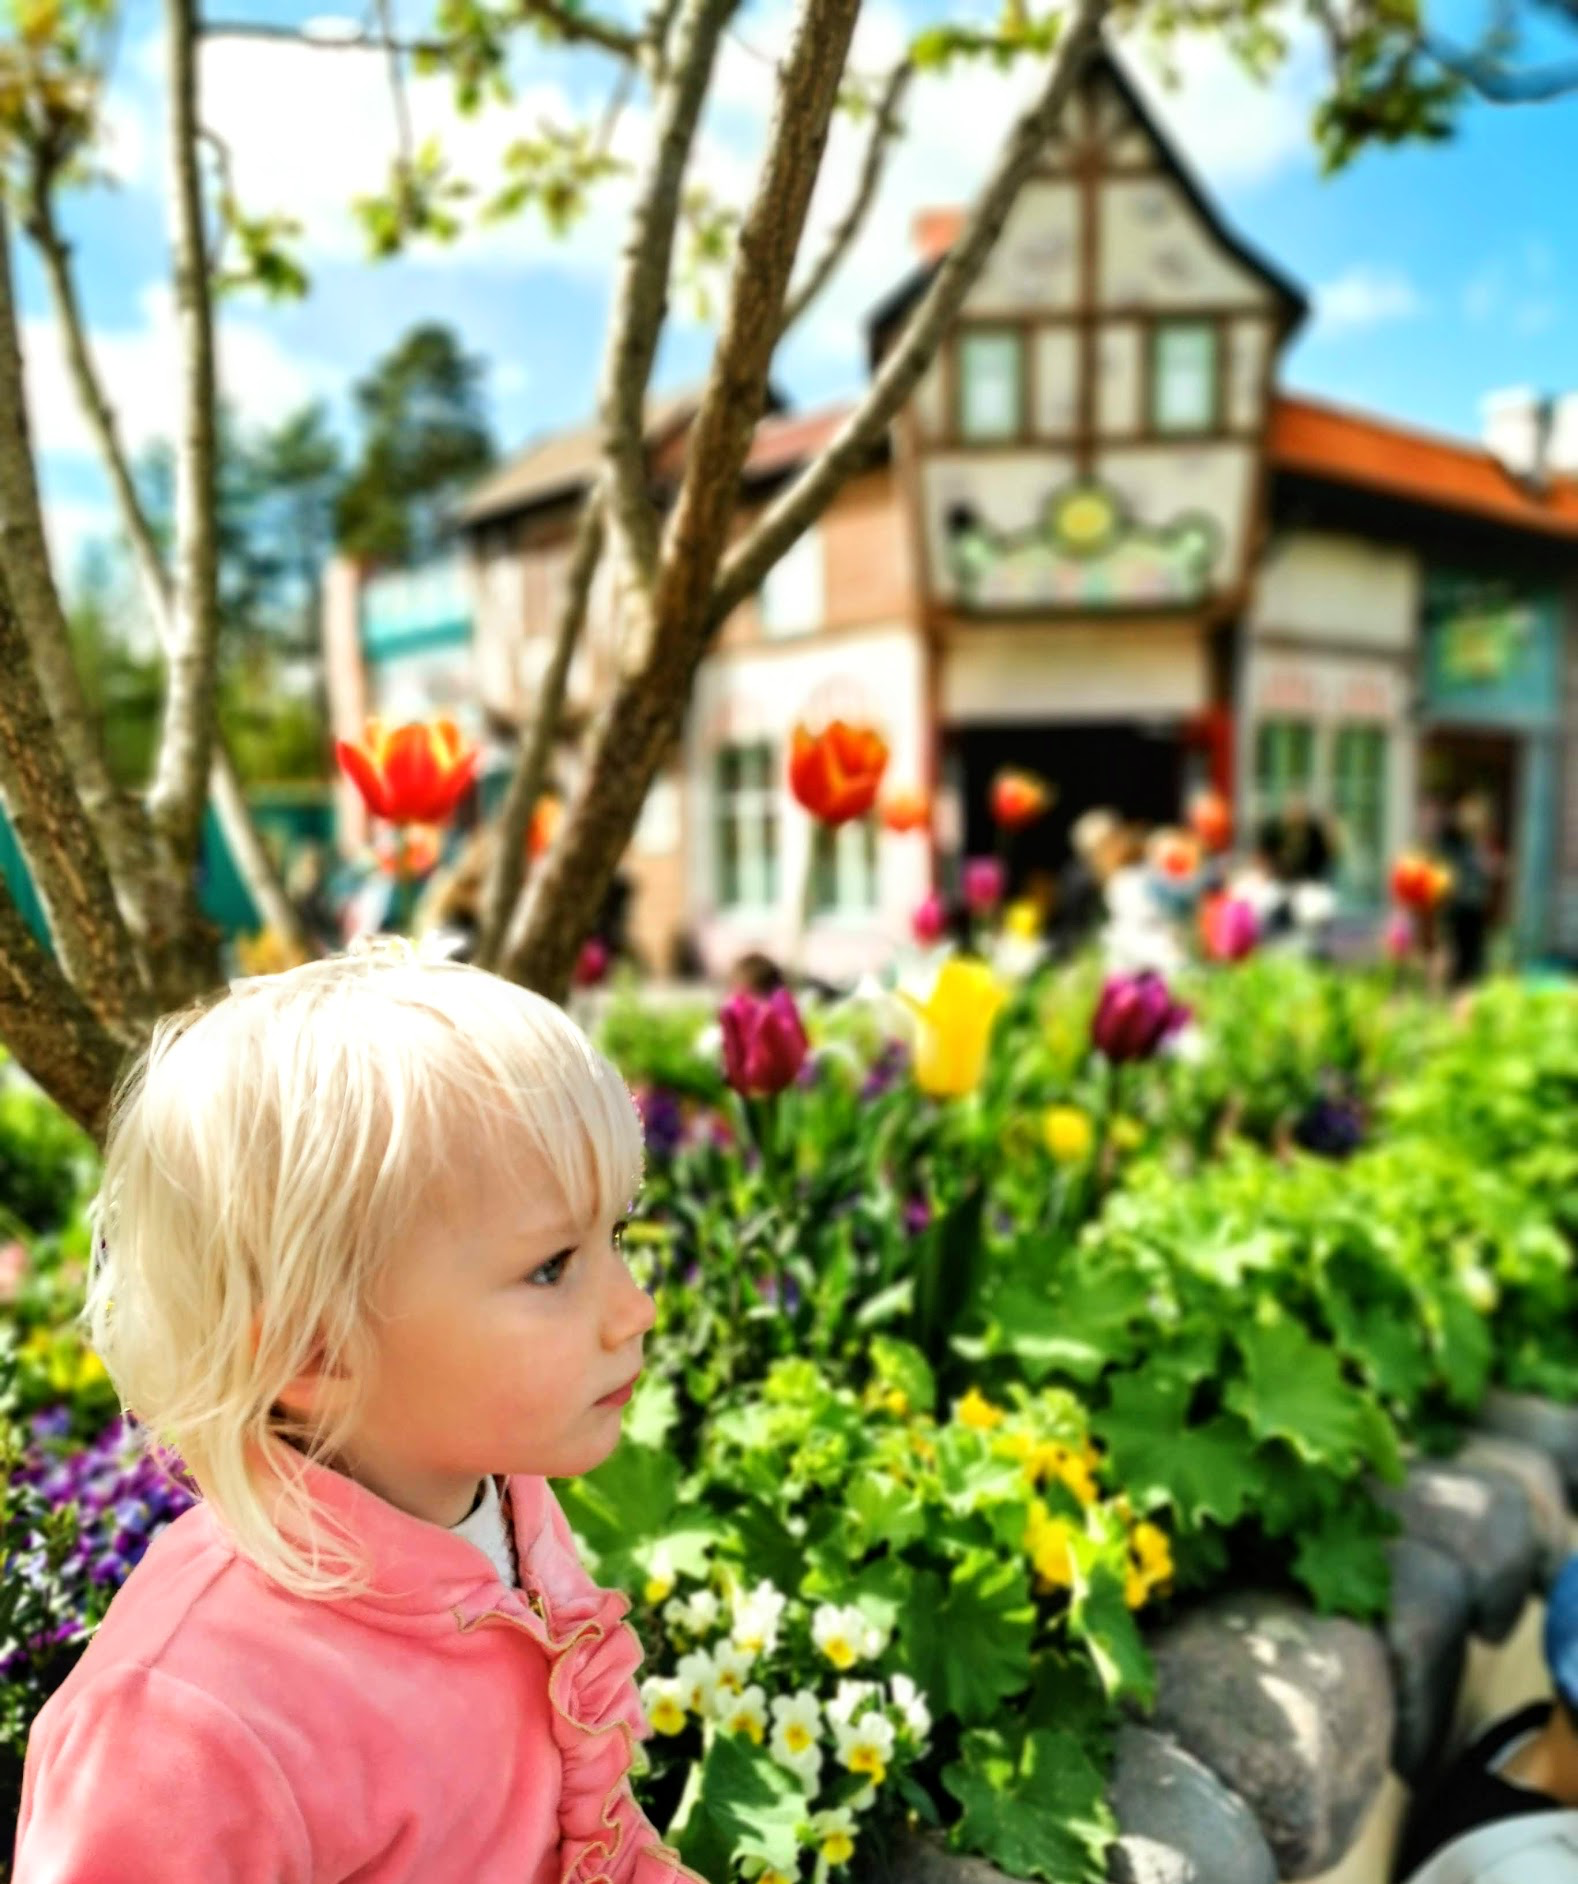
[13,939,705,1884]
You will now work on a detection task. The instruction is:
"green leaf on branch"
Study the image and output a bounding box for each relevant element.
[1067,1560,1155,1707]
[1094,1372,1264,1528]
[942,1726,1113,1884]
[996,1251,1153,1385]
[1227,1317,1377,1472]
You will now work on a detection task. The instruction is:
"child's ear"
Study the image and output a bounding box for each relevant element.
[261,1317,355,1419]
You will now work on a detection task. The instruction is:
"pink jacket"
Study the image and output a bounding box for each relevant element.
[14,1457,706,1884]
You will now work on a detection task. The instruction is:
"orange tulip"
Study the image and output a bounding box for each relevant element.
[1152,831,1201,881]
[336,717,479,827]
[1391,853,1452,911]
[789,721,889,826]
[374,826,442,878]
[1188,789,1232,853]
[881,787,930,835]
[990,769,1051,830]
[528,794,563,858]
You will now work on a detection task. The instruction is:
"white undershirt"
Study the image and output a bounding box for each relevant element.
[447,1474,520,1588]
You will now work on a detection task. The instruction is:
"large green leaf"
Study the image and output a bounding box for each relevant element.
[899,1551,1036,1725]
[844,1468,927,1554]
[996,1255,1153,1385]
[670,1727,805,1880]
[1094,1373,1265,1529]
[1067,1561,1155,1707]
[1291,1497,1396,1619]
[1227,1318,1375,1471]
[942,1727,1113,1884]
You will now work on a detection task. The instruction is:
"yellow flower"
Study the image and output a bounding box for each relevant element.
[74,1350,109,1390]
[1004,899,1042,941]
[848,1745,886,1784]
[898,960,1005,1099]
[1025,1506,1079,1592]
[994,1429,1036,1465]
[1042,1106,1095,1165]
[954,1387,1004,1432]
[1124,1521,1174,1610]
[1032,1441,1099,1506]
[822,1832,855,1867]
[649,1693,687,1736]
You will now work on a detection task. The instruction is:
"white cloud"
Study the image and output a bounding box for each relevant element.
[1314,265,1425,333]
[22,281,339,463]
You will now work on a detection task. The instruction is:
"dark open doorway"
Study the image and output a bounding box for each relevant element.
[946,720,1186,886]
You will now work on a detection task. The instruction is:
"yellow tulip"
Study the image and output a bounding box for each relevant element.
[1004,899,1042,941]
[898,960,1005,1098]
[1043,1105,1095,1165]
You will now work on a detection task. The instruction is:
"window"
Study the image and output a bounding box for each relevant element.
[1331,726,1389,906]
[714,743,779,911]
[758,528,825,638]
[810,819,879,916]
[1253,718,1316,811]
[959,331,1023,442]
[1151,321,1218,434]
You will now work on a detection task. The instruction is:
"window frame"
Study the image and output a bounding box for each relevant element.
[713,741,780,914]
[957,327,1026,444]
[1330,723,1390,908]
[1149,319,1220,437]
[808,817,880,919]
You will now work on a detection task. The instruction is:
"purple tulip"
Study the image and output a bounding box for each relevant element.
[635,1086,685,1160]
[719,988,809,1098]
[1091,971,1192,1064]
[962,857,1005,916]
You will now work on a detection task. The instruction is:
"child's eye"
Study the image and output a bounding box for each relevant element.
[527,1249,575,1288]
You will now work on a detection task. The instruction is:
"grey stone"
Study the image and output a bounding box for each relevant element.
[1147,1592,1393,1879]
[1383,1538,1474,1783]
[1478,1389,1578,1502]
[1375,1459,1539,1642]
[860,1826,1013,1884]
[1106,1724,1276,1884]
[1457,1433,1571,1586]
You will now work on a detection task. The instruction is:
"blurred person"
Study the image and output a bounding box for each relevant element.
[1052,808,1119,958]
[1440,792,1500,989]
[1258,792,1336,888]
[1393,1552,1578,1882]
[285,843,339,956]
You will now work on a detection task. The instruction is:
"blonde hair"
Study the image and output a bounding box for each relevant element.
[81,941,642,1602]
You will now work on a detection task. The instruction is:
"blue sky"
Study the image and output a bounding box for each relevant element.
[16,0,1578,587]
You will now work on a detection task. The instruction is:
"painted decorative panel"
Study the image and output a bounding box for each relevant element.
[1099,177,1270,309]
[922,445,1249,611]
[1422,574,1562,725]
[1096,323,1143,434]
[1034,328,1080,435]
[962,182,1080,315]
[1228,317,1272,430]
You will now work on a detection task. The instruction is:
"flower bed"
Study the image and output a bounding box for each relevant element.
[0,963,1575,1882]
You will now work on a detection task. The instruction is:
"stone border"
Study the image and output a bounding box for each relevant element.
[885,1390,1578,1884]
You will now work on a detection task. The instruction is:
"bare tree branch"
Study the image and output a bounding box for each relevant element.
[374,0,417,178]
[779,58,913,340]
[24,181,309,964]
[0,872,130,1142]
[597,0,737,606]
[0,566,151,1045]
[0,202,165,990]
[504,0,863,997]
[474,488,606,971]
[202,0,643,62]
[714,0,1110,620]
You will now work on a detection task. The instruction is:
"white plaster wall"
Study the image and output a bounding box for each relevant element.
[685,627,930,981]
[962,180,1081,316]
[470,536,525,719]
[1099,440,1258,575]
[1250,531,1421,651]
[1228,316,1273,431]
[1099,177,1271,310]
[942,622,1208,722]
[1097,323,1143,435]
[1035,328,1081,435]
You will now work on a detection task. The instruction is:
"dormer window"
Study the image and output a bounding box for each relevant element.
[1151,320,1219,435]
[958,330,1023,442]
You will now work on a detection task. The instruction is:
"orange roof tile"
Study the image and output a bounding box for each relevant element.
[743,404,856,478]
[1270,393,1578,539]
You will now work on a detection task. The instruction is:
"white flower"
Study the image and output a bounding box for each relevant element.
[811,1604,887,1671]
[889,1673,932,1741]
[823,1678,881,1727]
[832,1709,896,1786]
[639,1675,689,1737]
[1162,1023,1208,1065]
[719,1682,769,1746]
[643,1544,677,1605]
[739,1861,797,1884]
[674,1649,720,1717]
[710,1640,757,1696]
[664,1587,721,1637]
[768,1690,824,1788]
[809,1807,859,1866]
[730,1578,789,1658]
[1292,883,1337,929]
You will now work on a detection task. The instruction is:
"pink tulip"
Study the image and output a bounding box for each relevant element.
[719,988,810,1097]
[962,857,1006,917]
[1384,913,1416,961]
[912,892,946,945]
[573,938,611,987]
[1202,897,1258,963]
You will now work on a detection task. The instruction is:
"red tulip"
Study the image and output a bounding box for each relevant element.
[719,988,809,1097]
[1391,853,1452,911]
[374,826,442,878]
[991,769,1051,830]
[1092,971,1191,1063]
[1188,790,1232,853]
[912,891,946,945]
[962,857,1005,916]
[881,787,930,835]
[789,721,890,826]
[337,717,479,827]
[528,794,562,858]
